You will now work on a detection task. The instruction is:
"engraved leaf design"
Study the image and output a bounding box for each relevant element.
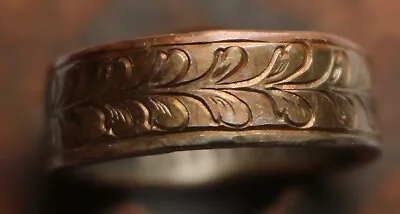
[101,104,135,136]
[328,51,348,86]
[71,101,151,142]
[98,57,133,90]
[69,106,108,142]
[149,49,190,87]
[56,41,376,148]
[196,89,251,127]
[263,43,310,86]
[143,96,189,130]
[119,101,151,133]
[267,89,314,128]
[217,43,311,89]
[209,46,247,84]
[320,91,355,127]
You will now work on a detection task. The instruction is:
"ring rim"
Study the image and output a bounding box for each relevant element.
[57,129,380,168]
[53,30,363,68]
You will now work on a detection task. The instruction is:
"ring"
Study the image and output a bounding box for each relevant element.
[47,30,380,187]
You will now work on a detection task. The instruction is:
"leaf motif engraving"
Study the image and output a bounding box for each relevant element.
[143,96,190,130]
[68,106,108,143]
[328,50,352,90]
[214,43,311,89]
[101,104,134,136]
[196,89,251,127]
[262,43,314,89]
[329,52,345,84]
[265,43,310,84]
[69,101,151,142]
[57,41,375,146]
[318,91,355,127]
[209,46,248,84]
[98,57,134,90]
[266,89,314,128]
[149,49,190,87]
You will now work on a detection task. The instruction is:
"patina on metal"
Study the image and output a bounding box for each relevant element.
[46,30,380,187]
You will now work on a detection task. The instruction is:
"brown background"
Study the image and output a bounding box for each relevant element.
[0,0,400,213]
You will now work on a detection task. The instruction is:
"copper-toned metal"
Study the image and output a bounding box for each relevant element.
[47,30,380,186]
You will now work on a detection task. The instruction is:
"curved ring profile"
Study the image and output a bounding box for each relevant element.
[47,30,380,186]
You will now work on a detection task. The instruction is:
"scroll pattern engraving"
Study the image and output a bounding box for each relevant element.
[50,42,376,146]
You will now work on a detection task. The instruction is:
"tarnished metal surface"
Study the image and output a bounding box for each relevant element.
[2,1,399,213]
[47,31,379,186]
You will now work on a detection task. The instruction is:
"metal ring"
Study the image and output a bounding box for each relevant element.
[47,30,380,187]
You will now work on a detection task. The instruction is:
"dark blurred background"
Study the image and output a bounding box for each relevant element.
[0,0,399,213]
